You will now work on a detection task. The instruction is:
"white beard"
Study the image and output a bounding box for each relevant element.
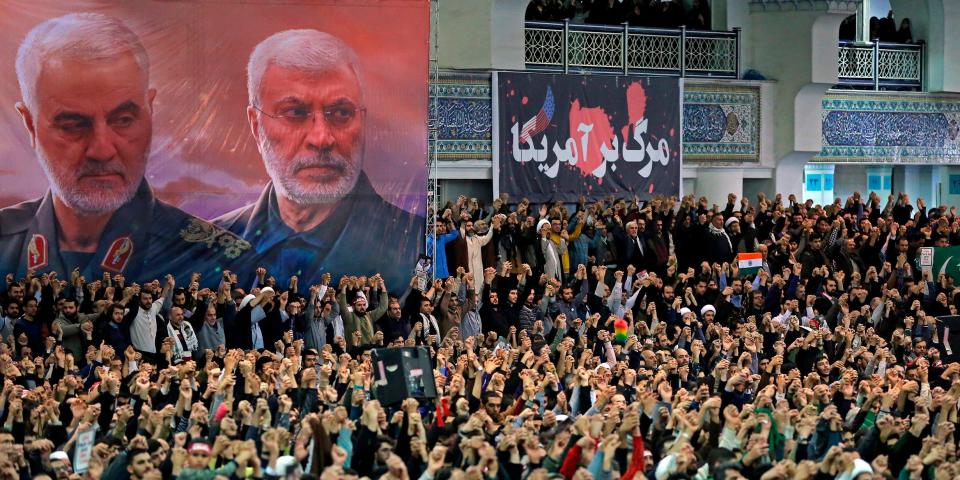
[257,124,363,205]
[37,147,141,215]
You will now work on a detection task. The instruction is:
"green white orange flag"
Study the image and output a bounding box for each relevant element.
[738,252,763,275]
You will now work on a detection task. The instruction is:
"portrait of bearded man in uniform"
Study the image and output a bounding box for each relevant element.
[0,13,250,285]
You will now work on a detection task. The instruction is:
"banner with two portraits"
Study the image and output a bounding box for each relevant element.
[0,0,428,290]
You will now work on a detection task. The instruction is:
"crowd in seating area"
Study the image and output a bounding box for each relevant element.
[525,0,712,30]
[839,11,915,43]
[2,190,960,480]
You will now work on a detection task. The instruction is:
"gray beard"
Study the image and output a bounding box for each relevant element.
[37,147,142,215]
[258,124,363,205]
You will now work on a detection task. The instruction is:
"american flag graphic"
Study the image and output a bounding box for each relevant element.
[519,86,555,144]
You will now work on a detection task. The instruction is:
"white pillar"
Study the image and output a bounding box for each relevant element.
[695,169,744,206]
[857,1,869,42]
[776,152,812,198]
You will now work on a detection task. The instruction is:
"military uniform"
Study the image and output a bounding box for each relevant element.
[0,181,251,287]
[214,172,423,290]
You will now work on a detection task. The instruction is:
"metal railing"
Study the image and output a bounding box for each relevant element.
[524,21,739,78]
[837,40,924,90]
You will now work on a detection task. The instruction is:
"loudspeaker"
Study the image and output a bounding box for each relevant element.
[370,347,437,406]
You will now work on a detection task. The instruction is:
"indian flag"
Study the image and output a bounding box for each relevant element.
[738,252,763,276]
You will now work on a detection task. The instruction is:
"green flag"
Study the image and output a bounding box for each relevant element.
[931,246,960,282]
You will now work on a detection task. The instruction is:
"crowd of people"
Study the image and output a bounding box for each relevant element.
[1,190,959,480]
[525,0,712,30]
[839,11,915,43]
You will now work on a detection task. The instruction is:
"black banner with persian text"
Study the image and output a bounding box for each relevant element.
[495,72,681,202]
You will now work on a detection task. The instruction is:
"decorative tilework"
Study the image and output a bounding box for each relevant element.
[816,92,960,163]
[682,84,761,162]
[429,73,492,159]
[684,104,726,142]
[435,99,491,140]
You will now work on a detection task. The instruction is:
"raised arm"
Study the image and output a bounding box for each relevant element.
[369,275,390,320]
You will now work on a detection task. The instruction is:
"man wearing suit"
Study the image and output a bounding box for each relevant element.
[614,219,651,272]
[216,29,422,289]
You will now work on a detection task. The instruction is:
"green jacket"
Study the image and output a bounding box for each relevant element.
[54,311,99,359]
[338,289,388,347]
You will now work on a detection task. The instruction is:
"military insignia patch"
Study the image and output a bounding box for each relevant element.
[27,234,48,271]
[101,237,134,273]
[180,219,252,259]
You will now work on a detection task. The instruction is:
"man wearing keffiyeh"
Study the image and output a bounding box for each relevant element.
[166,306,199,363]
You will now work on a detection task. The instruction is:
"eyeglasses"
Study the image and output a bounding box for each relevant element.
[253,102,365,129]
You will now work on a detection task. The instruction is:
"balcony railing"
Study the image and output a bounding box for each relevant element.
[524,21,740,78]
[837,40,924,90]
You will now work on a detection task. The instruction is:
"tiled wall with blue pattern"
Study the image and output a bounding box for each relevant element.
[683,85,761,162]
[429,73,493,159]
[817,92,960,163]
